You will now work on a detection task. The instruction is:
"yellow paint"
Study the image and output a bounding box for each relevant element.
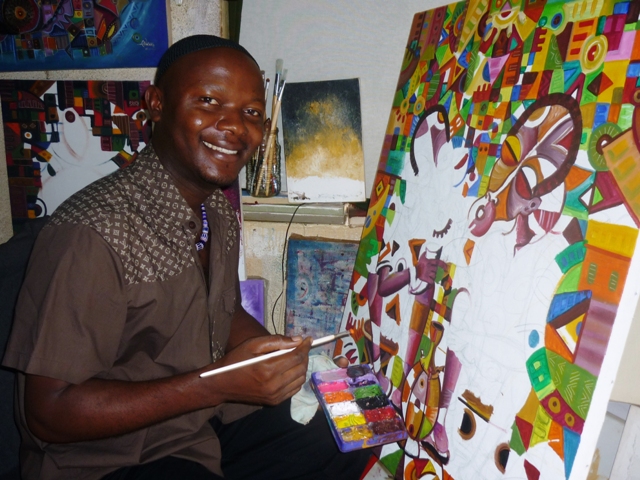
[563,0,607,22]
[334,413,366,429]
[460,0,489,54]
[286,96,364,181]
[599,61,629,104]
[603,131,640,224]
[340,425,373,442]
[529,405,553,448]
[585,219,638,259]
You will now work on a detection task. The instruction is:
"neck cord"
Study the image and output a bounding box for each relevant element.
[195,204,209,251]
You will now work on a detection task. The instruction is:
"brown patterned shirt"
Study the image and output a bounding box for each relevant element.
[3,144,255,480]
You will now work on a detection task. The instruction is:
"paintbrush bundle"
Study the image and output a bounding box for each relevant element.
[246,59,287,197]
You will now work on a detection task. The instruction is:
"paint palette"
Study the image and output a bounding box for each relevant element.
[310,364,407,452]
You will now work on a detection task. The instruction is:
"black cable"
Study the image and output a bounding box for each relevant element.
[271,202,306,333]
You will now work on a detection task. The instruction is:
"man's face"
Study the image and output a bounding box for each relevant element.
[150,47,265,189]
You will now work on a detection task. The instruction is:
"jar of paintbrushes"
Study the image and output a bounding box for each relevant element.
[246,59,287,197]
[246,120,281,196]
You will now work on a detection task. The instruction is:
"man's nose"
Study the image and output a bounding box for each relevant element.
[216,108,247,136]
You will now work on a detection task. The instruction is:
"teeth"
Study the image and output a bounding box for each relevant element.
[203,141,238,154]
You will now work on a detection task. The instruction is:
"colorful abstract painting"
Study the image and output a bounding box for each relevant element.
[285,236,359,357]
[1,79,150,224]
[0,0,168,71]
[281,78,366,203]
[335,1,640,479]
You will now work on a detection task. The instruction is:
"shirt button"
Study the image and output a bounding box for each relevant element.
[189,221,196,229]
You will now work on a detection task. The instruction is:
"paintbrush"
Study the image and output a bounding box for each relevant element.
[256,62,287,195]
[199,330,351,378]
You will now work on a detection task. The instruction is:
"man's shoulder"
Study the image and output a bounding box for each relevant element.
[48,169,134,229]
[47,148,158,230]
[41,149,198,285]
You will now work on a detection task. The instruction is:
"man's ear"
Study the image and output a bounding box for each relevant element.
[145,85,163,123]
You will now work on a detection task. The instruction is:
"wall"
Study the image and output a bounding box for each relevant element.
[243,220,363,335]
[0,0,224,244]
[239,0,451,193]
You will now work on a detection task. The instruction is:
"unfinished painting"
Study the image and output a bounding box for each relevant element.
[285,236,359,357]
[335,1,640,479]
[0,0,168,71]
[281,78,366,202]
[1,80,150,225]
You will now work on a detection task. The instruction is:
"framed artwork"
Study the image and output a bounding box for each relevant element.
[0,0,168,72]
[285,235,359,357]
[281,78,366,203]
[1,79,150,225]
[335,1,640,479]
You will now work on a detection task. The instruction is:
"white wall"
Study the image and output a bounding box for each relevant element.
[240,0,451,194]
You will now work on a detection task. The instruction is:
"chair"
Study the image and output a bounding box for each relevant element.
[0,218,49,480]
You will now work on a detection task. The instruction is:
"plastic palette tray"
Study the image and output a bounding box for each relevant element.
[310,364,408,452]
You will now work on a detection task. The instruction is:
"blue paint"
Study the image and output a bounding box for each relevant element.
[547,291,592,323]
[528,330,540,348]
[563,427,581,479]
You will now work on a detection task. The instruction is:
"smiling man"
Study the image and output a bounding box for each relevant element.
[3,35,370,480]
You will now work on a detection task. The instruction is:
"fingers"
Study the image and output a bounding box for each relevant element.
[207,335,313,406]
[248,334,304,355]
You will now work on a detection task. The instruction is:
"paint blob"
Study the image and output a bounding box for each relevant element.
[317,381,348,393]
[324,391,354,403]
[334,413,366,429]
[329,401,360,416]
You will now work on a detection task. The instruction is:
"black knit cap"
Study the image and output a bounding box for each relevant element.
[154,34,258,85]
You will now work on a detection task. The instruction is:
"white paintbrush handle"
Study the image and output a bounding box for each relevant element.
[199,331,349,378]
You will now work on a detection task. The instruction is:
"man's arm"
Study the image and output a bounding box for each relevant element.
[226,299,270,350]
[25,334,312,444]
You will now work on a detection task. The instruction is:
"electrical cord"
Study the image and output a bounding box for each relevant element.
[271,202,306,333]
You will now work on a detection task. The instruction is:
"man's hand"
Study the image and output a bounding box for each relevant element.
[208,335,312,406]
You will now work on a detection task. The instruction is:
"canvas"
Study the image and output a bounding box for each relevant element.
[335,1,640,479]
[281,78,366,203]
[1,79,150,224]
[285,236,359,357]
[0,0,168,71]
[1,79,250,276]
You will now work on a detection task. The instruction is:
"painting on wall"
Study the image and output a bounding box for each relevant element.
[281,78,366,203]
[335,1,640,479]
[1,79,150,224]
[0,0,168,72]
[285,235,359,357]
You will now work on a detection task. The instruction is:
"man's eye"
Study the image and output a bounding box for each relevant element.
[245,109,262,117]
[201,97,219,105]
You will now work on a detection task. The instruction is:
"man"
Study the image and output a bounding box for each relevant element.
[3,35,370,479]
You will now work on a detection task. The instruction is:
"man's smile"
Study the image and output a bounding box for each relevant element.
[203,140,239,155]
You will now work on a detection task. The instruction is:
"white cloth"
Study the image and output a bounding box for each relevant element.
[290,354,337,425]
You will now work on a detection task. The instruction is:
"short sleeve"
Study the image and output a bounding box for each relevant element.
[2,223,128,385]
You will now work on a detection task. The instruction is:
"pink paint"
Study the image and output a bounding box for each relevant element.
[317,381,348,393]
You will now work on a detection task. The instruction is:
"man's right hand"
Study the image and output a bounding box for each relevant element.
[202,335,312,406]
